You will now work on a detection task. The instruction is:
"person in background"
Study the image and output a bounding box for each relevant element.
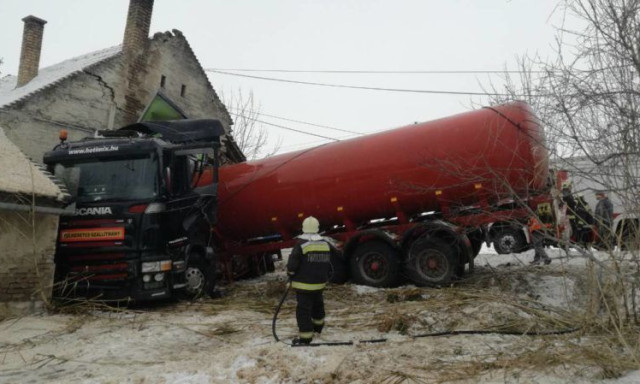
[528,215,552,265]
[595,191,614,248]
[286,216,340,345]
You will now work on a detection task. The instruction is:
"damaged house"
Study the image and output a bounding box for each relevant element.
[0,0,244,164]
[0,127,68,314]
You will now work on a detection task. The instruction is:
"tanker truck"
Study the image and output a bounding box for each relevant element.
[44,101,551,301]
[212,101,550,287]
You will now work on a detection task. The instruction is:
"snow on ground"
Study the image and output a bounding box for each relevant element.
[1,247,639,383]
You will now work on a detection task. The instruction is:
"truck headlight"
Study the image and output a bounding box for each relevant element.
[141,260,172,273]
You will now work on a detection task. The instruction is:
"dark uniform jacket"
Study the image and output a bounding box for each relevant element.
[287,235,339,291]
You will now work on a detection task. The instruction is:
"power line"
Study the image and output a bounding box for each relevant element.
[230,111,341,141]
[228,107,364,136]
[279,140,329,151]
[207,69,524,96]
[279,136,355,152]
[209,68,547,74]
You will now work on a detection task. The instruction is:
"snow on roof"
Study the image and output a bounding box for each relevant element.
[0,126,64,201]
[0,45,121,109]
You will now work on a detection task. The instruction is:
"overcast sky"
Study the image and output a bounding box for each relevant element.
[0,0,567,156]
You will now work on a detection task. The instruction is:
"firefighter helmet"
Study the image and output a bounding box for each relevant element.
[302,216,320,234]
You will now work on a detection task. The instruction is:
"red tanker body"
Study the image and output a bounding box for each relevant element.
[213,102,551,287]
[218,102,547,239]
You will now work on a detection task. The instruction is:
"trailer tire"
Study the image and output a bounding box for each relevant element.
[405,238,457,286]
[493,228,526,254]
[350,241,400,287]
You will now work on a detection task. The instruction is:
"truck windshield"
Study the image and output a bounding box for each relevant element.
[52,156,159,203]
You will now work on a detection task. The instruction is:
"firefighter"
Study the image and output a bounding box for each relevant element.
[286,216,339,345]
[528,215,552,265]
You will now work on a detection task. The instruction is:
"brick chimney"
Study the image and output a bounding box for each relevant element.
[16,15,47,87]
[121,0,154,125]
[122,0,154,57]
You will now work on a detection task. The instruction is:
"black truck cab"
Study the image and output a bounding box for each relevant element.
[43,119,223,301]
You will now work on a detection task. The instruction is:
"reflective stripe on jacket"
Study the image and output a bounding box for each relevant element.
[287,237,336,291]
[291,281,326,290]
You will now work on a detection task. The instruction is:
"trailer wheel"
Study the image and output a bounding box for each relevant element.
[492,228,526,254]
[350,241,400,287]
[405,238,457,286]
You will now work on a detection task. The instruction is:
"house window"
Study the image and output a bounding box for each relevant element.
[160,75,166,88]
[181,84,186,97]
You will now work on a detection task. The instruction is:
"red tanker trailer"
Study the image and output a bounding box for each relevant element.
[213,101,550,287]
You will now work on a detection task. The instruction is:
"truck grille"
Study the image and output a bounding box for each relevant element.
[68,262,130,282]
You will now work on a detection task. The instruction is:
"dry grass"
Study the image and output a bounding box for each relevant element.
[386,288,427,303]
[323,261,640,383]
[264,279,289,298]
[376,311,421,334]
[52,297,132,316]
[5,250,639,382]
[424,334,640,383]
[204,323,241,336]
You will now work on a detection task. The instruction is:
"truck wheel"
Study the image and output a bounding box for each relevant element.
[350,241,400,287]
[492,228,526,254]
[406,238,457,286]
[184,249,216,298]
[185,266,207,296]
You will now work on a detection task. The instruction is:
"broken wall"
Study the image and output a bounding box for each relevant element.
[0,210,58,316]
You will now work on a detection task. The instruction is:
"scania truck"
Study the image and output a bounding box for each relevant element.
[45,119,223,300]
[46,102,554,301]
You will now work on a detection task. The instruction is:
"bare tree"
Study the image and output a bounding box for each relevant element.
[486,0,640,329]
[222,89,281,160]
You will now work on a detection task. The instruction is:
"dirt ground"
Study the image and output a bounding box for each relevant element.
[1,247,640,383]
